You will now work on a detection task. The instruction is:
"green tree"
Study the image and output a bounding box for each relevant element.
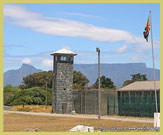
[131,73,147,81]
[122,73,148,87]
[23,70,89,89]
[73,71,89,89]
[4,87,52,106]
[4,85,21,104]
[123,80,134,87]
[23,71,53,88]
[4,84,12,92]
[4,85,20,93]
[19,84,28,90]
[94,76,115,89]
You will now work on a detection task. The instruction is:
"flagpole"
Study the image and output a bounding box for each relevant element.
[149,11,158,113]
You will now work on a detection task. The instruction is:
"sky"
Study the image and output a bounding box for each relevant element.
[3,3,160,72]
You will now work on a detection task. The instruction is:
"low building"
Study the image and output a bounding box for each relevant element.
[72,81,160,117]
[117,80,160,117]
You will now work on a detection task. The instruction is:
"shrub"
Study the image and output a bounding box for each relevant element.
[17,107,30,112]
[4,87,52,106]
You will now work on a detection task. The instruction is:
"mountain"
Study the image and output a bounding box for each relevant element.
[4,63,160,88]
[4,64,42,86]
[74,63,160,87]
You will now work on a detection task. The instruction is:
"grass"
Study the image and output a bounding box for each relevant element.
[11,105,52,113]
[4,113,153,132]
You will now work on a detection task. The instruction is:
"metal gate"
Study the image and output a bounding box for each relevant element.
[107,96,116,115]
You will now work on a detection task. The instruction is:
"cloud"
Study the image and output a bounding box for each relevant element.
[3,4,160,48]
[4,48,160,72]
[62,12,101,19]
[41,59,53,68]
[76,50,96,57]
[115,44,127,53]
[130,56,142,62]
[22,58,32,64]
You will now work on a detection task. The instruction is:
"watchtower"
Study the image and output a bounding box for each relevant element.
[51,48,77,114]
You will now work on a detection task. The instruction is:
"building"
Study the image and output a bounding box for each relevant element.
[117,80,160,117]
[73,81,160,117]
[51,48,77,114]
[51,48,160,117]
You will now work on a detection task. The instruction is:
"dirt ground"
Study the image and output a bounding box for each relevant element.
[4,113,154,132]
[11,105,52,113]
[9,105,154,121]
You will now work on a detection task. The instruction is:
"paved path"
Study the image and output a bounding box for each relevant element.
[3,106,12,110]
[4,110,153,123]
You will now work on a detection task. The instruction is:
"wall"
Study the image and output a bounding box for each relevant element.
[73,89,118,115]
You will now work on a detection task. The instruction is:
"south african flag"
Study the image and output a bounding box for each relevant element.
[143,17,150,42]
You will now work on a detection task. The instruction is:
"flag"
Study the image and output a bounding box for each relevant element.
[143,17,150,42]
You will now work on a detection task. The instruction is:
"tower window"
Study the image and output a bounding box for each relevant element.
[60,56,67,61]
[68,56,73,61]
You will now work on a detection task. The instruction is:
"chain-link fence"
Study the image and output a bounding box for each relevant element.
[108,95,160,117]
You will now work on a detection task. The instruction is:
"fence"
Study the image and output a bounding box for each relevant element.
[108,95,160,117]
[73,90,117,115]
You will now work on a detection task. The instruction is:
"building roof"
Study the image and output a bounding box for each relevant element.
[118,80,160,91]
[51,48,77,56]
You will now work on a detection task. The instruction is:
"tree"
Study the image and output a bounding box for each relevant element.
[4,84,12,92]
[73,71,89,89]
[19,84,27,90]
[4,85,21,103]
[4,85,20,93]
[4,87,52,106]
[123,73,148,87]
[23,71,53,88]
[33,97,42,105]
[94,75,115,89]
[131,73,147,81]
[23,70,89,89]
[123,80,134,87]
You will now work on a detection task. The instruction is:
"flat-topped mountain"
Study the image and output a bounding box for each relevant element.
[74,63,160,87]
[4,63,160,87]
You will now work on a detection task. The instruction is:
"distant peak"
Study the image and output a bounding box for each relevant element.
[21,63,33,67]
[19,64,42,73]
[20,64,36,70]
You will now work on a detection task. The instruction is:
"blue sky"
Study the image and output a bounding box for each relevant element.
[3,3,160,72]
